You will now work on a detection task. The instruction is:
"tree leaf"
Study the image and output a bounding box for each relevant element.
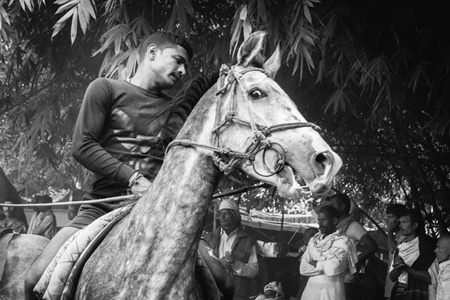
[70,6,78,44]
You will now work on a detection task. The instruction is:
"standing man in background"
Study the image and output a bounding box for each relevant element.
[384,203,407,299]
[389,209,435,300]
[300,205,358,300]
[328,193,379,300]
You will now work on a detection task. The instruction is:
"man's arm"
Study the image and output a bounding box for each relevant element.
[299,243,322,276]
[347,222,378,266]
[318,241,353,276]
[387,220,399,253]
[390,258,431,284]
[232,245,259,278]
[71,78,136,186]
[357,234,379,266]
[31,214,53,236]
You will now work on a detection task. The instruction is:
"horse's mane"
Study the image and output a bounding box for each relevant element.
[157,71,219,147]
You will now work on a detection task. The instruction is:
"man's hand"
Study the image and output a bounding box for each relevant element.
[387,219,400,234]
[392,256,406,270]
[130,176,152,198]
[219,251,234,274]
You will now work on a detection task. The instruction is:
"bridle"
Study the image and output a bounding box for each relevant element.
[166,64,320,177]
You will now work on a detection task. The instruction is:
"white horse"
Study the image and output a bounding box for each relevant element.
[0,31,342,300]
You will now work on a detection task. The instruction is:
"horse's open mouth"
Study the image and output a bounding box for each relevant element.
[276,164,311,199]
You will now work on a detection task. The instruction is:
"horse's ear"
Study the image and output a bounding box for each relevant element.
[237,31,267,67]
[263,45,282,78]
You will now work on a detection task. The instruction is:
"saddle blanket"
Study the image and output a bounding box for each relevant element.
[34,204,134,300]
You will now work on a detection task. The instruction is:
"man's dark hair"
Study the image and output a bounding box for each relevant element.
[328,193,351,214]
[39,195,52,204]
[318,205,340,219]
[139,31,193,61]
[386,203,407,218]
[401,209,425,236]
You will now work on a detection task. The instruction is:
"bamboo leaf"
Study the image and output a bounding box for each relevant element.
[52,7,75,38]
[70,6,78,43]
[55,0,78,15]
[304,6,312,23]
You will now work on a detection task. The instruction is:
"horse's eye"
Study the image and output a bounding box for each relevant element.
[249,88,266,100]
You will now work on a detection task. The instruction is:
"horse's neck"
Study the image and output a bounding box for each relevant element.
[122,147,221,249]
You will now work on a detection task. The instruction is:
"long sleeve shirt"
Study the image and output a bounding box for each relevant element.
[72,78,177,201]
[30,210,57,239]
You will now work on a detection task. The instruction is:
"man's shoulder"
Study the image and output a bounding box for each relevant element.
[90,77,130,90]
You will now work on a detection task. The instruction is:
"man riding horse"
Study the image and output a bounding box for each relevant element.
[25,31,194,300]
[0,31,343,300]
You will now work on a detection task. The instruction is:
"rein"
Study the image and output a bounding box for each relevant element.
[166,64,319,177]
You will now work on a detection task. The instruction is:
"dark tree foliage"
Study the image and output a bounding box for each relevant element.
[0,0,449,233]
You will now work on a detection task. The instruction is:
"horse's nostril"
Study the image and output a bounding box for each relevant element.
[315,152,328,165]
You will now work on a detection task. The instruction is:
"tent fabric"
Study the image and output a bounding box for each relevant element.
[241,209,317,233]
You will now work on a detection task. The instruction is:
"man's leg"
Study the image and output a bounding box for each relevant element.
[24,227,80,300]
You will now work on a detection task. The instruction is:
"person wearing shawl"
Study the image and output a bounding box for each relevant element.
[328,193,379,300]
[300,205,358,300]
[389,209,436,300]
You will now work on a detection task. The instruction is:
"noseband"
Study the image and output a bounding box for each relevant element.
[166,64,319,177]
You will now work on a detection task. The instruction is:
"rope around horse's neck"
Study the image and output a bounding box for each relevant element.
[0,195,137,207]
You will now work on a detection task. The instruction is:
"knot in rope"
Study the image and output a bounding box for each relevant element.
[216,64,235,95]
[256,125,271,137]
[225,113,234,122]
[254,130,267,141]
[212,155,234,175]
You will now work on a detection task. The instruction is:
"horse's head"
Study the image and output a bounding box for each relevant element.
[208,31,342,199]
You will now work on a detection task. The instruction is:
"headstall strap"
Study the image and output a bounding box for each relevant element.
[167,65,320,177]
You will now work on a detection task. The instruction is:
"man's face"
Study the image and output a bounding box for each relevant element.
[150,45,189,90]
[435,237,450,263]
[317,212,336,235]
[398,215,417,237]
[219,209,239,232]
[3,201,14,218]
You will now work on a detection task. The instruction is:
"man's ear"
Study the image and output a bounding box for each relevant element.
[147,44,157,59]
[332,217,338,226]
[413,222,418,231]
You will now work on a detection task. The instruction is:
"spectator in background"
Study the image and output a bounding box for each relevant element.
[27,195,57,239]
[202,199,259,300]
[300,205,358,300]
[0,200,27,233]
[328,193,379,300]
[296,227,319,299]
[255,281,285,300]
[384,203,407,299]
[27,195,42,234]
[431,235,450,300]
[389,209,435,300]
